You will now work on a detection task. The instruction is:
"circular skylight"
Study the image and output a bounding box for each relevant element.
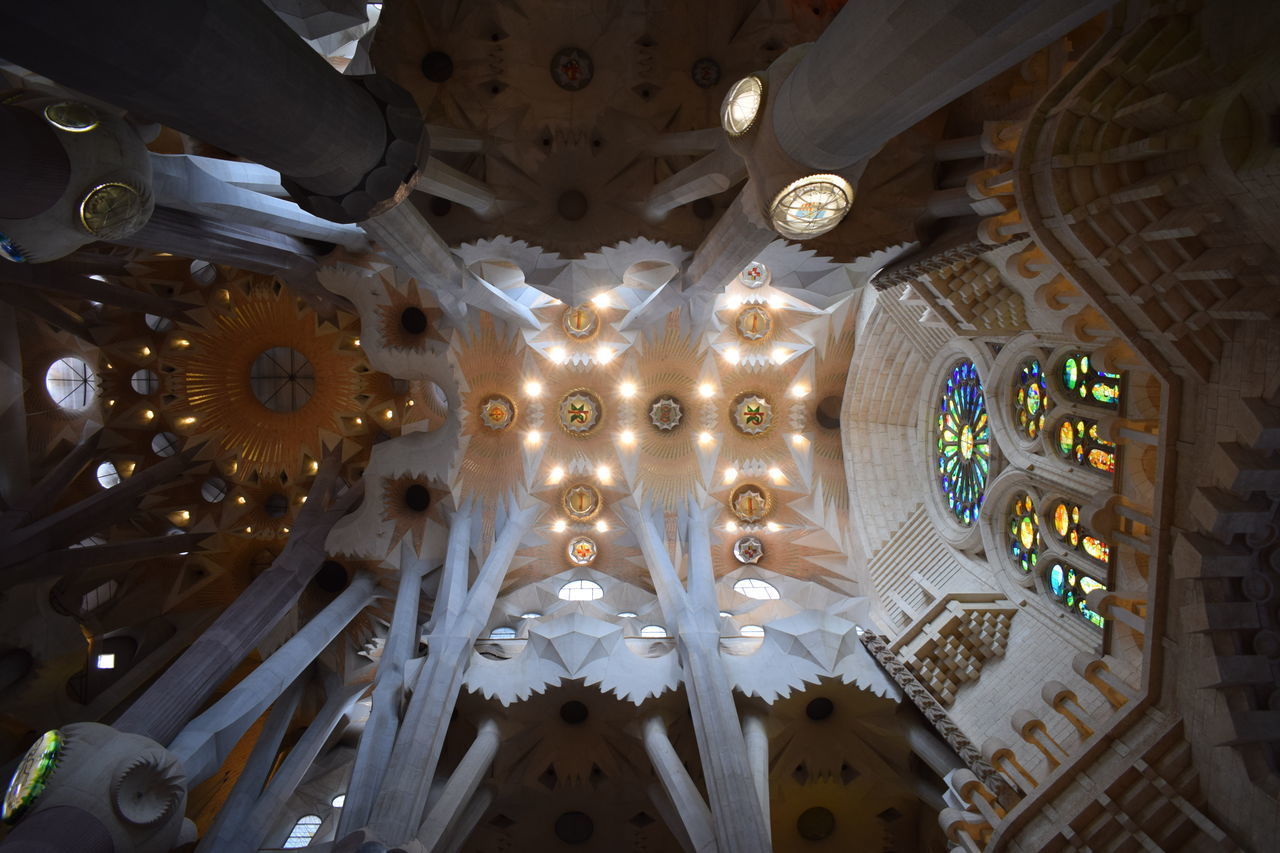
[733,578,780,600]
[558,580,604,601]
[95,461,120,489]
[130,369,159,395]
[45,357,97,412]
[249,347,315,413]
[151,432,180,457]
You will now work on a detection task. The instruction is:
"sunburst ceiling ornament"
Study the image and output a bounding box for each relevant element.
[479,394,516,431]
[730,484,771,523]
[731,392,773,436]
[733,535,764,564]
[648,395,683,431]
[563,484,602,520]
[550,46,593,91]
[739,261,770,289]
[561,304,599,339]
[567,536,598,565]
[558,388,603,435]
[736,306,772,341]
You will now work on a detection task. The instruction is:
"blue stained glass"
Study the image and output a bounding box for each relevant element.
[1049,564,1065,598]
[936,361,992,526]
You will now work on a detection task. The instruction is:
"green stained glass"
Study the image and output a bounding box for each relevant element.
[936,361,991,525]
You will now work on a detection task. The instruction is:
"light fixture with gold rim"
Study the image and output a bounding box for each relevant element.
[768,174,855,240]
[721,74,765,137]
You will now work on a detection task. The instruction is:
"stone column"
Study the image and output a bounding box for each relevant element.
[641,716,718,853]
[195,676,306,853]
[112,453,360,746]
[416,719,501,851]
[771,0,1118,171]
[338,524,471,836]
[368,503,540,844]
[169,572,377,786]
[0,0,406,209]
[438,786,495,853]
[741,713,771,825]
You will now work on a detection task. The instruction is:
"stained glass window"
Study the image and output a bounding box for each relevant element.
[1060,353,1120,408]
[283,815,322,848]
[1048,501,1111,564]
[937,361,992,525]
[1046,562,1106,628]
[1009,494,1041,572]
[1014,360,1049,439]
[1055,417,1117,474]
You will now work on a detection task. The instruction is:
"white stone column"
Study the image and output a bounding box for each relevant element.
[169,572,377,785]
[741,713,771,826]
[641,716,718,853]
[644,145,745,223]
[368,503,540,844]
[416,718,500,851]
[771,0,1118,171]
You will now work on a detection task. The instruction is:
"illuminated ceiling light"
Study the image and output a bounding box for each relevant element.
[698,431,714,446]
[383,409,394,420]
[95,653,115,670]
[726,294,743,309]
[771,347,788,364]
[549,346,567,363]
[790,433,808,448]
[235,495,247,505]
[698,382,715,399]
[244,526,253,534]
[173,338,190,348]
[178,416,196,426]
[142,409,155,421]
[766,521,781,532]
[552,519,567,533]
[106,400,115,407]
[521,612,542,619]
[595,345,614,363]
[177,510,190,521]
[407,399,414,407]
[353,337,361,347]
[354,417,363,425]
[525,430,543,447]
[723,467,738,484]
[298,496,307,504]
[308,459,319,474]
[549,465,565,484]
[282,527,289,534]
[721,74,765,137]
[769,173,855,240]
[619,381,637,398]
[591,292,610,308]
[524,380,542,396]
[619,429,635,446]
[724,347,740,365]
[596,464,612,484]
[767,294,785,309]
[725,521,738,532]
[140,346,151,357]
[595,519,609,532]
[768,467,784,483]
[790,384,810,398]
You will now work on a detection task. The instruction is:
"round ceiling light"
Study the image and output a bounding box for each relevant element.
[721,75,765,137]
[768,174,855,240]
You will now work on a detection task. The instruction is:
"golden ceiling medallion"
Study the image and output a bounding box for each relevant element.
[731,392,773,436]
[567,536,598,565]
[43,101,99,133]
[730,483,771,523]
[78,181,149,239]
[561,304,599,339]
[736,306,772,341]
[478,394,516,431]
[558,388,603,436]
[563,484,602,520]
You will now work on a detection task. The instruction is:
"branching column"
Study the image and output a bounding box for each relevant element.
[113,452,361,746]
[368,503,541,844]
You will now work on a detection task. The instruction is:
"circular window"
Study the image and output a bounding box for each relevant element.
[45,357,97,412]
[151,432,180,457]
[95,461,120,489]
[815,395,841,430]
[199,478,227,503]
[769,174,854,240]
[740,624,765,638]
[554,811,594,844]
[558,580,603,601]
[639,625,667,638]
[733,578,780,600]
[249,347,315,412]
[560,701,589,725]
[721,75,764,136]
[189,260,216,284]
[936,360,991,526]
[130,369,159,395]
[404,484,430,512]
[805,697,834,720]
[264,493,288,518]
[314,560,349,593]
[488,626,517,640]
